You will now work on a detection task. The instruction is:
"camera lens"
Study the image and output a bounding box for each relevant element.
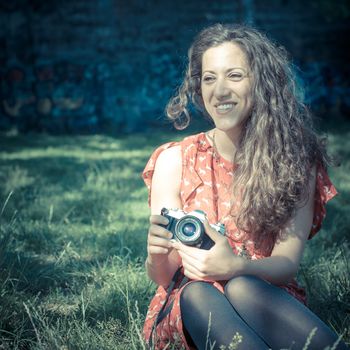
[182,222,197,236]
[175,215,204,246]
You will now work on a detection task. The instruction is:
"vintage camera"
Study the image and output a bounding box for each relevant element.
[160,208,225,250]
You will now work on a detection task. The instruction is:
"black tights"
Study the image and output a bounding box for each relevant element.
[180,276,348,349]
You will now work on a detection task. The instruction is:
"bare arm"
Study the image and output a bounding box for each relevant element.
[242,165,317,284]
[173,166,317,285]
[145,145,183,287]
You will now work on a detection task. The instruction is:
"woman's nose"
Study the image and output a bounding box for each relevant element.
[214,79,231,99]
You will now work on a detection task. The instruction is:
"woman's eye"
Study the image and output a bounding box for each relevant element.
[203,76,215,83]
[229,73,243,81]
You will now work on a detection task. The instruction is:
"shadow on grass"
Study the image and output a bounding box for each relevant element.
[0,154,148,227]
[0,222,153,345]
[0,129,184,153]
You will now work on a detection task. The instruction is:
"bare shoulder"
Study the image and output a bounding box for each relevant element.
[154,145,182,176]
[151,145,182,214]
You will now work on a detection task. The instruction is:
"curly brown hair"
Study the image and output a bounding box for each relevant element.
[166,23,332,253]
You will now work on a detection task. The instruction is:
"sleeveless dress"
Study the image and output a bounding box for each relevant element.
[142,132,337,350]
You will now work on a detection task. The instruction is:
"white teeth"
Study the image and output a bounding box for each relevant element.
[217,103,233,110]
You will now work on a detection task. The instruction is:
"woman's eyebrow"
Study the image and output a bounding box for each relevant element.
[202,67,247,74]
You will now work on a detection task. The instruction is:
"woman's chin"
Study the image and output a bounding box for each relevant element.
[214,120,244,135]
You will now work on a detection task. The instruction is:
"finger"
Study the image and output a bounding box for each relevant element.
[182,266,201,280]
[180,252,205,275]
[149,214,169,226]
[182,264,215,282]
[177,247,205,266]
[182,266,206,281]
[203,218,224,243]
[148,235,172,249]
[149,224,173,239]
[172,241,204,258]
[148,246,170,255]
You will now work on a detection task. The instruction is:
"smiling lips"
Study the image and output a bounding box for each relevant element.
[215,102,237,114]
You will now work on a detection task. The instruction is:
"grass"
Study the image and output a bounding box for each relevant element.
[0,122,349,349]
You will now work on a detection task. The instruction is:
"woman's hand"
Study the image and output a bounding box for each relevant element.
[172,219,244,281]
[147,214,173,266]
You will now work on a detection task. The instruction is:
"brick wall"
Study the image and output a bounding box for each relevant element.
[0,0,349,133]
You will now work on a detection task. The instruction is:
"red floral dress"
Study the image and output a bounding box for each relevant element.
[142,132,337,349]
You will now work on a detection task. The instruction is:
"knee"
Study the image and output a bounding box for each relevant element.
[180,281,213,310]
[224,275,266,305]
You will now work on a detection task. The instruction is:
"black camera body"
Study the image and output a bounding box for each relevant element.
[160,208,225,250]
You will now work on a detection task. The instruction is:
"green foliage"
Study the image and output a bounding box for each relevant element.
[0,125,349,349]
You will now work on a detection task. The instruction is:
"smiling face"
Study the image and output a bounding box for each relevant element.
[201,41,253,135]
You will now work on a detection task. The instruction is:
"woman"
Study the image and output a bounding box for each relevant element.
[142,24,347,349]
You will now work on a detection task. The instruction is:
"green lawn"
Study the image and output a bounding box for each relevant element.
[0,124,349,349]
